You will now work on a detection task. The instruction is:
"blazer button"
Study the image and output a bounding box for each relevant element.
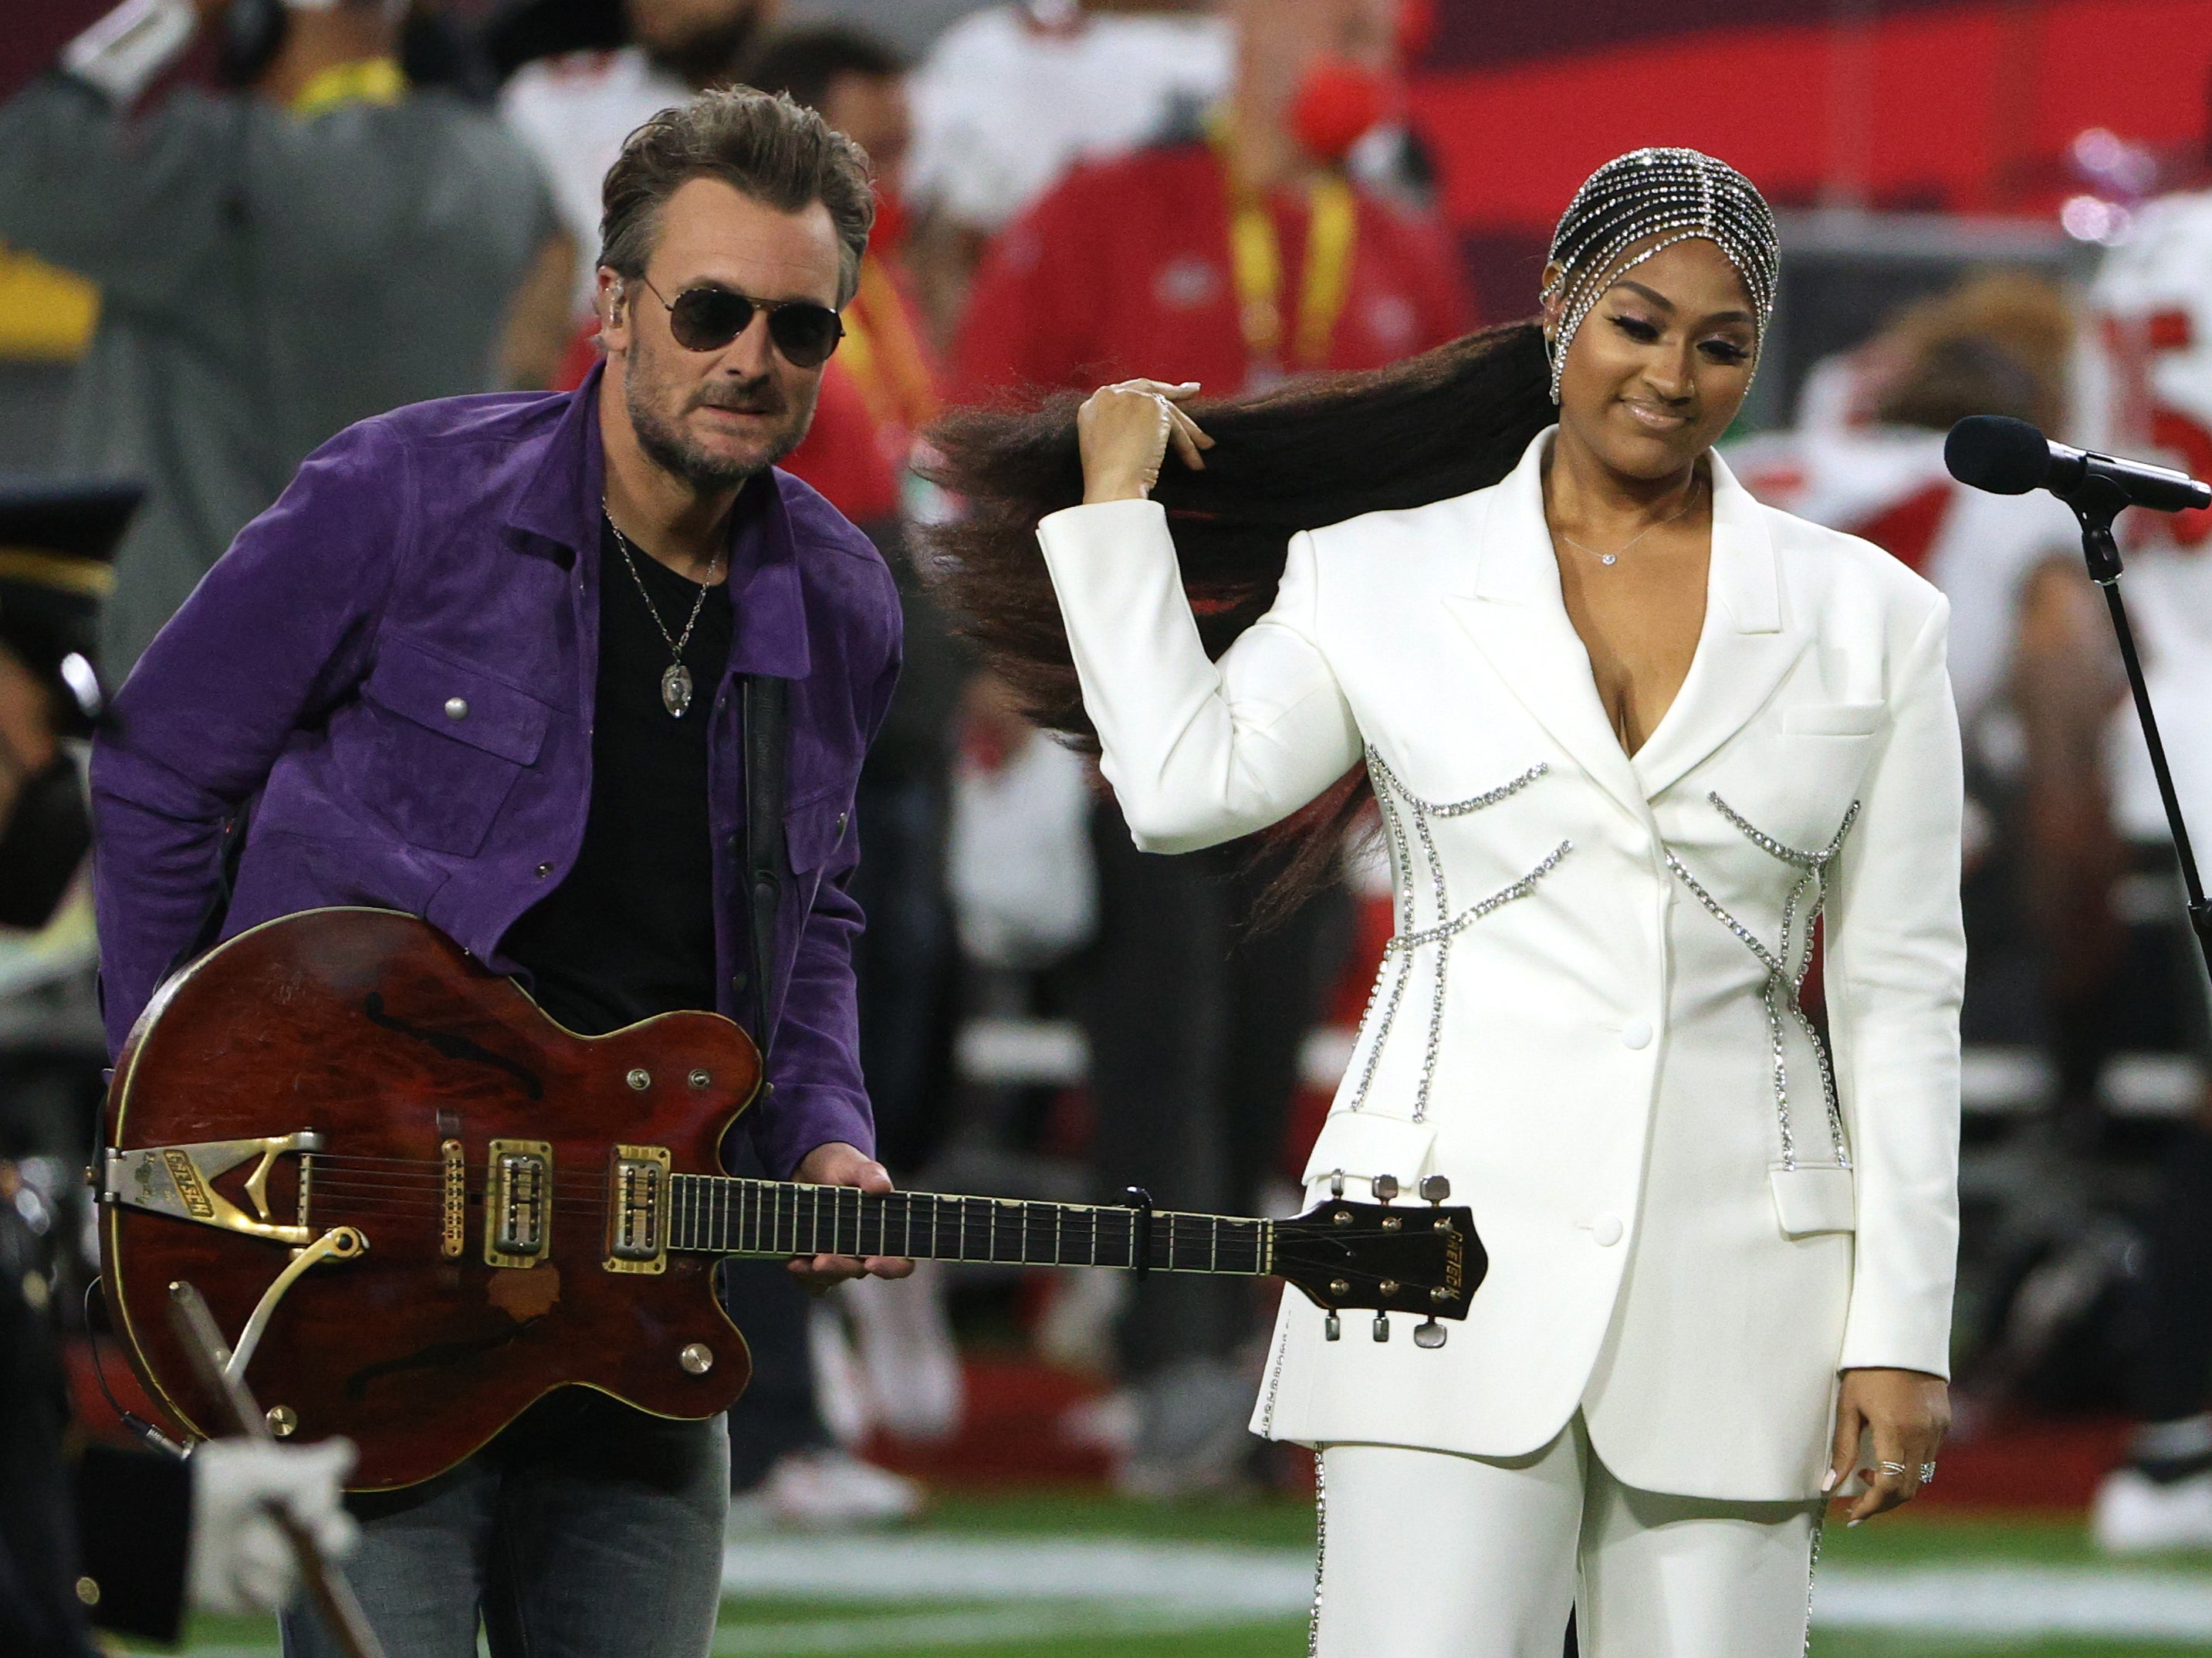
[535,862,553,878]
[1620,1017,1653,1050]
[1591,1214,1624,1247]
[445,696,469,721]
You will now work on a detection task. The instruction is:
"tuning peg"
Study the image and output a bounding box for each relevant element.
[1372,1174,1399,1203]
[1415,1318,1447,1349]
[1420,1175,1451,1205]
[1372,1312,1391,1342]
[1324,1311,1341,1342]
[1328,1169,1346,1198]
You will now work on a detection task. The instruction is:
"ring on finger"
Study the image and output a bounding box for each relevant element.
[1877,1460,1909,1478]
[1919,1463,1937,1484]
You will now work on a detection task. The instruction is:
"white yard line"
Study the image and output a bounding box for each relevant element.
[1818,1564,2212,1637]
[720,1535,1311,1612]
[158,1543,2212,1655]
[723,1536,2212,1642]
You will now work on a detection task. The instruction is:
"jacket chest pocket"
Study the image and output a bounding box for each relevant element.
[1700,714,1883,857]
[357,636,551,857]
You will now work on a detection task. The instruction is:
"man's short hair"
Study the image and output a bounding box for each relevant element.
[599,87,874,306]
[746,25,906,117]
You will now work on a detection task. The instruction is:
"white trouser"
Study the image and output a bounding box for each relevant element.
[1314,1416,1820,1658]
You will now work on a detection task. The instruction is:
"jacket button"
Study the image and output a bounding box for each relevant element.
[535,862,553,878]
[835,812,849,840]
[1591,1214,1624,1247]
[1620,1017,1652,1050]
[730,972,749,993]
[445,696,469,721]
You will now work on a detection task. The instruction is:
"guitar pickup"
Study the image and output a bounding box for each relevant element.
[485,1139,551,1267]
[604,1145,670,1275]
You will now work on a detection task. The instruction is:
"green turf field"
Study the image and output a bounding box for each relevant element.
[129,1495,2212,1656]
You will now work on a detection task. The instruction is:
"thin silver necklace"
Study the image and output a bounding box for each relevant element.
[1554,477,1706,567]
[604,506,723,718]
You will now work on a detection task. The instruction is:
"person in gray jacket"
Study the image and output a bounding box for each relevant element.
[0,0,573,675]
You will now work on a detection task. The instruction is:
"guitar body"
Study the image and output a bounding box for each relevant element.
[102,908,763,1491]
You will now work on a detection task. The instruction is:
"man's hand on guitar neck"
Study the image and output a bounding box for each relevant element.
[788,1142,918,1287]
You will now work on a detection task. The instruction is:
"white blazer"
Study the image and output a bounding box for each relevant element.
[1037,429,1963,1503]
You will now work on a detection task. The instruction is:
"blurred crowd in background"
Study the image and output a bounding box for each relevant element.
[11,0,2212,1552]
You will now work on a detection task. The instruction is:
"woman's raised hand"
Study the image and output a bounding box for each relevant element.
[1077,379,1215,505]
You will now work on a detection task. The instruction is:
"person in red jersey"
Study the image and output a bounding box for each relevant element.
[949,0,1470,1499]
[954,0,1465,401]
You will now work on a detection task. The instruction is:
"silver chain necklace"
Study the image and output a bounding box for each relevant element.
[604,507,723,718]
[1554,477,1705,567]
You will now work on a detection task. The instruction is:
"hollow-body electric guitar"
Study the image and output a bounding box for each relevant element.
[100,909,1484,1490]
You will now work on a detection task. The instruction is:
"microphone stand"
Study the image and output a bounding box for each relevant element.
[2066,478,2212,979]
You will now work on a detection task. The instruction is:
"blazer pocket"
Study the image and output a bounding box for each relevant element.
[1300,1110,1437,1197]
[1770,1164,1855,1237]
[1783,702,1886,737]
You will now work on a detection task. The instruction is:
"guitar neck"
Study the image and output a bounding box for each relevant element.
[665,1176,1273,1276]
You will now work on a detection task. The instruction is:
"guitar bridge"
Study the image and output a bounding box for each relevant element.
[100,1135,322,1246]
[484,1139,551,1267]
[604,1145,670,1274]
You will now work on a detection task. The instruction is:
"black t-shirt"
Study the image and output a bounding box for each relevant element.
[502,516,735,1036]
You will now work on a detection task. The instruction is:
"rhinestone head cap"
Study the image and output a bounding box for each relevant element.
[1540,147,1781,404]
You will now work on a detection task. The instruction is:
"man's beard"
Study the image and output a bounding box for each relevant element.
[624,349,814,492]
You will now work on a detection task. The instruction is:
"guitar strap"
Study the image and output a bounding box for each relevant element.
[740,673,789,1061]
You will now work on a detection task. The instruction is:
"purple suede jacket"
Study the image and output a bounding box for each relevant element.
[90,367,901,1178]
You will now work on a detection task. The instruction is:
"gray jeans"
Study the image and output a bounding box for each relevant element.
[281,1391,729,1658]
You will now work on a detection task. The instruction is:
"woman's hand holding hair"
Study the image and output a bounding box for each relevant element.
[1828,1367,1950,1524]
[1077,380,1215,504]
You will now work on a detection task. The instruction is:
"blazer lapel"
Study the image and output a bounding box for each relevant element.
[1442,432,1651,826]
[1629,452,1809,801]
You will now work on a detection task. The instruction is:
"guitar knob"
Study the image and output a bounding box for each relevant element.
[1415,1318,1448,1350]
[1324,1311,1341,1342]
[1420,1175,1451,1204]
[1372,1312,1391,1342]
[1372,1174,1399,1203]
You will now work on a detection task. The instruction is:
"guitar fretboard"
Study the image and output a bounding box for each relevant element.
[666,1176,1273,1276]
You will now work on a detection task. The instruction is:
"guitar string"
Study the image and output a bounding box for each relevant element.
[296,1191,1274,1271]
[290,1183,1266,1242]
[203,1154,1278,1268]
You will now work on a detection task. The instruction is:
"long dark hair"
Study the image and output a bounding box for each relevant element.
[918,320,1557,913]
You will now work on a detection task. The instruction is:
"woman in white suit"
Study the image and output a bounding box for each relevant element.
[927,149,1960,1656]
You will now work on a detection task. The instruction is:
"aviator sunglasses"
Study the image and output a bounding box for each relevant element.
[631,276,844,368]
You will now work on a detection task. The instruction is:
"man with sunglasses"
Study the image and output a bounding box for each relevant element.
[90,88,908,1658]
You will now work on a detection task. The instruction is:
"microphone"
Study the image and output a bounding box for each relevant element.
[1946,414,2212,514]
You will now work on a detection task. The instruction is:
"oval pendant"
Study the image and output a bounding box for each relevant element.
[661,662,694,719]
[1601,554,1618,566]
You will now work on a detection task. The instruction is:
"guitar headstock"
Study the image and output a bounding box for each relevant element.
[1272,1173,1487,1340]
